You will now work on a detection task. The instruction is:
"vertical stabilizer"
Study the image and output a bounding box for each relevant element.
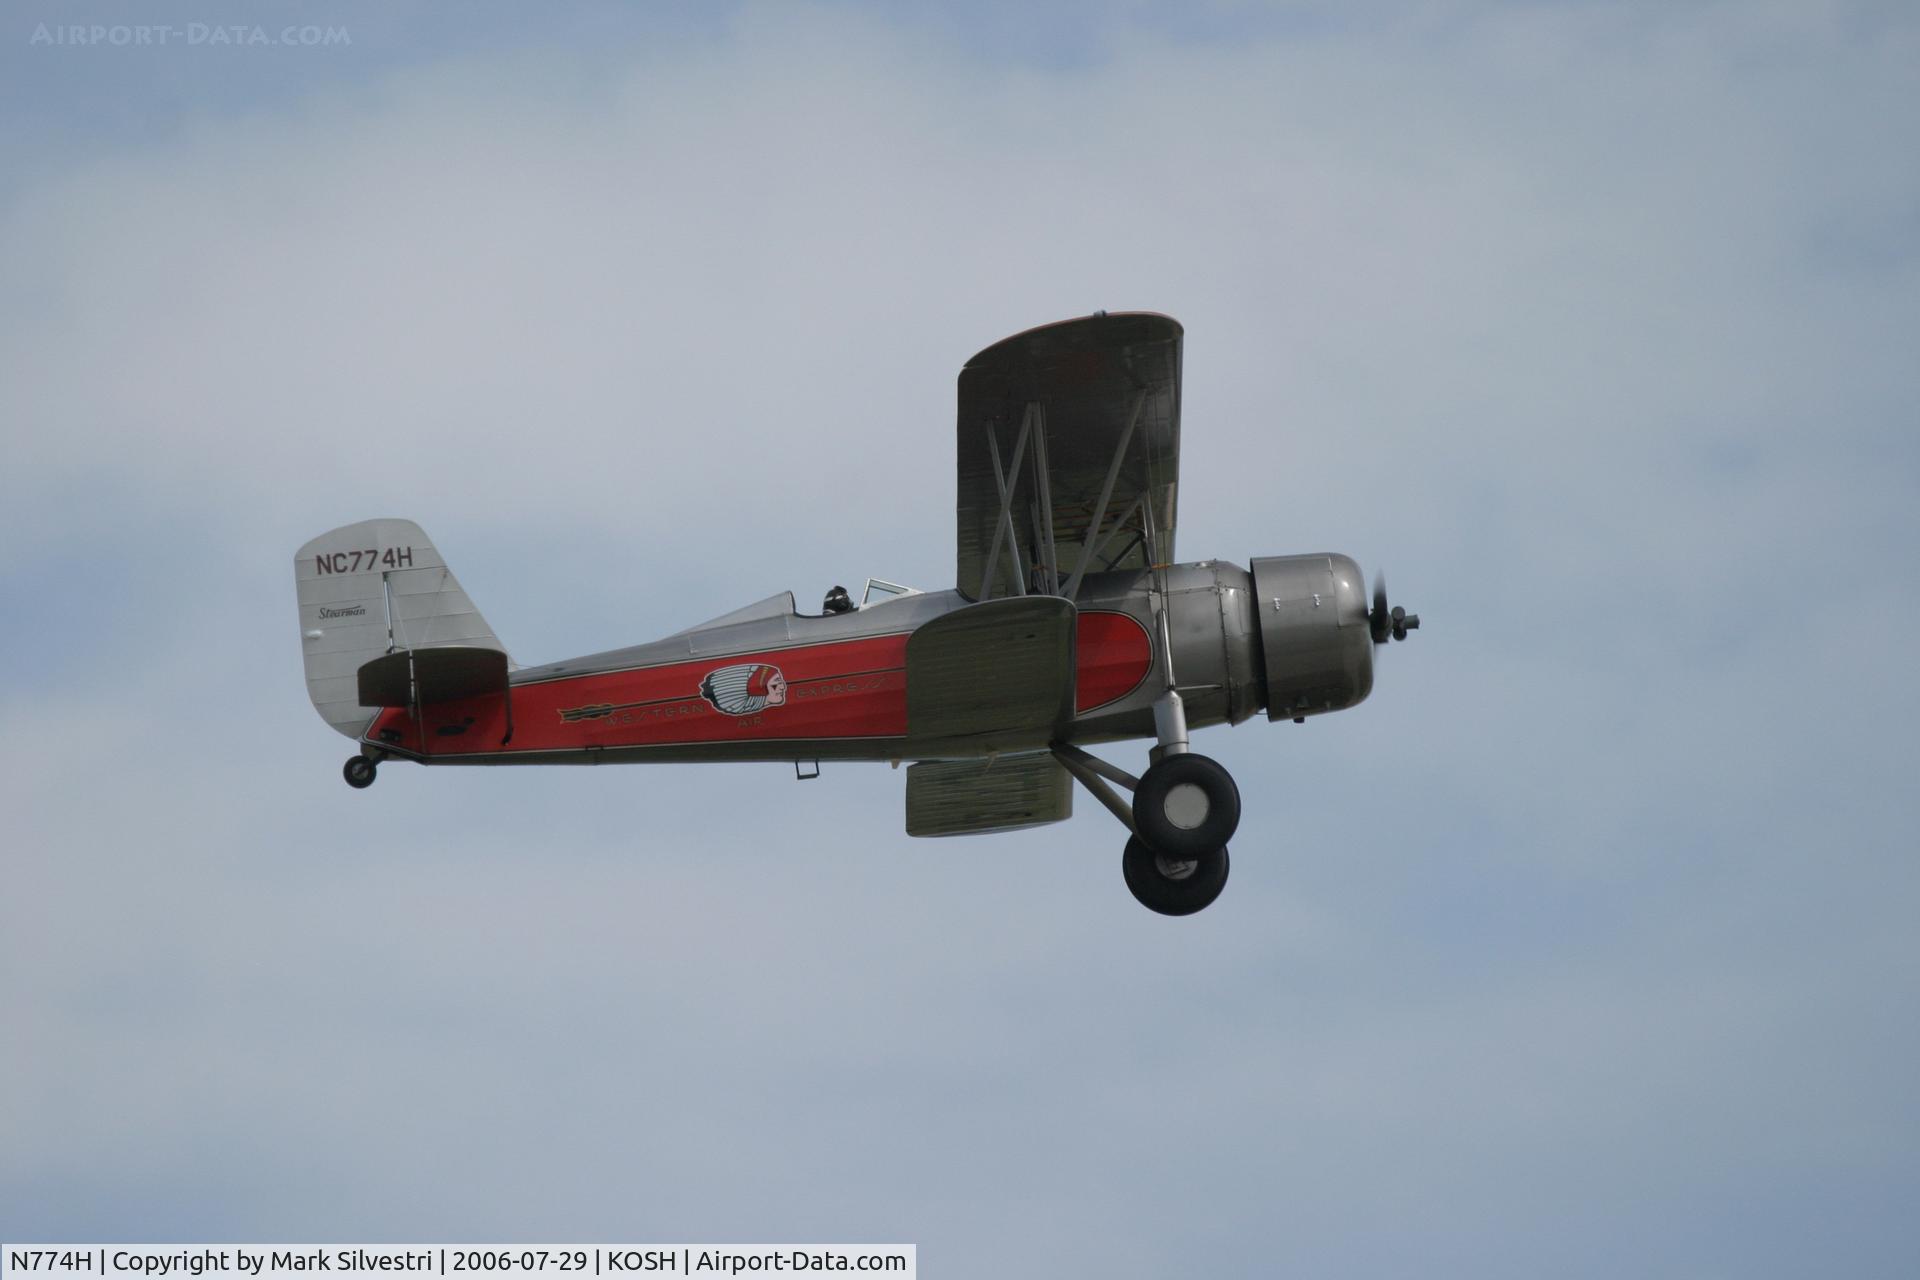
[294,518,508,738]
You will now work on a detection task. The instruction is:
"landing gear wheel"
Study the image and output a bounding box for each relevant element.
[1123,836,1229,916]
[1133,752,1240,858]
[343,755,377,789]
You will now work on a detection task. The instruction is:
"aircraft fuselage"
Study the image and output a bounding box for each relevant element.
[359,562,1284,767]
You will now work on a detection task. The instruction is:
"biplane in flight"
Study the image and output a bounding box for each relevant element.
[295,313,1419,915]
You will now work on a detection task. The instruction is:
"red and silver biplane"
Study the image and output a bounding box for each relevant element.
[295,313,1418,914]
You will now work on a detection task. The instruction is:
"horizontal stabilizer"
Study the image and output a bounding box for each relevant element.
[906,596,1076,751]
[358,646,509,708]
[906,754,1072,837]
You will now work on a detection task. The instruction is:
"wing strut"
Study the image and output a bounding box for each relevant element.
[1097,495,1150,569]
[977,405,1034,601]
[1143,497,1189,759]
[1063,389,1146,601]
[1031,408,1059,594]
[980,392,1154,603]
[978,401,1090,599]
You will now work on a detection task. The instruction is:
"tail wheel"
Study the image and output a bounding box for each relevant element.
[343,755,377,789]
[1133,753,1240,858]
[1123,836,1229,916]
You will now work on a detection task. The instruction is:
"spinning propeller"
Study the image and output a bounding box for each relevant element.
[1369,573,1420,644]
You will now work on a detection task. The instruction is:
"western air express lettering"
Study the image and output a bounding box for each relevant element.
[314,545,415,575]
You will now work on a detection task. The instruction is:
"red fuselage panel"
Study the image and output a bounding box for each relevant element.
[368,610,1154,757]
[1076,610,1153,712]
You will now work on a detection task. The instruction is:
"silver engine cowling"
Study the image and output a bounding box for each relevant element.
[1249,553,1374,720]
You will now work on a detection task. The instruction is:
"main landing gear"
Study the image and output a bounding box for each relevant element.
[343,754,378,789]
[1053,691,1243,916]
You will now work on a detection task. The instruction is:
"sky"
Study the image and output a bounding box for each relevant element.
[2,1,1917,1274]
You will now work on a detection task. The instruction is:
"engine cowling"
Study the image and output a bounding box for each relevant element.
[1249,553,1374,720]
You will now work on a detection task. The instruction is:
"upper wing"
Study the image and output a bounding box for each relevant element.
[955,312,1183,601]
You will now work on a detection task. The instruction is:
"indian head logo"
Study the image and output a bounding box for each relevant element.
[699,662,787,716]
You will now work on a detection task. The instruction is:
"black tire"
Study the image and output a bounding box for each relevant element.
[343,755,377,789]
[1123,836,1229,916]
[1133,752,1240,858]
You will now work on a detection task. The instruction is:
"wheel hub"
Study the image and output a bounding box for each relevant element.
[1163,782,1210,830]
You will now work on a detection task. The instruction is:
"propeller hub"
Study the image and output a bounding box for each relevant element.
[1370,575,1420,644]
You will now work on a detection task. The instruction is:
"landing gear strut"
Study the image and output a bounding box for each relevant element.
[343,754,377,789]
